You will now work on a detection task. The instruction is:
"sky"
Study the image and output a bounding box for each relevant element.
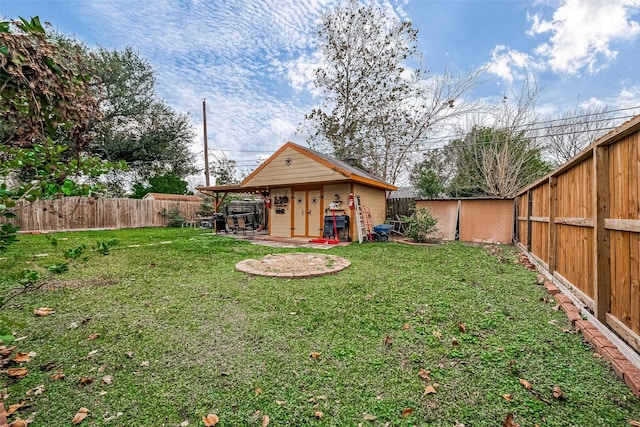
[1,0,640,186]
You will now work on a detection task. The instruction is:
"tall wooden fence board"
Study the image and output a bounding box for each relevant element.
[516,114,640,354]
[387,197,415,219]
[5,197,203,232]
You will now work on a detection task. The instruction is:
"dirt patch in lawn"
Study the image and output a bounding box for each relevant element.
[235,252,350,278]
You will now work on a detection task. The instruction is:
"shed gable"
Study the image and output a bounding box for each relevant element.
[243,146,348,187]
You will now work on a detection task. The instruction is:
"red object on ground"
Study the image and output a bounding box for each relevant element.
[308,238,339,244]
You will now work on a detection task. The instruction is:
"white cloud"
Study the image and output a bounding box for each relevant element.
[486,45,540,84]
[527,0,640,75]
[285,52,323,95]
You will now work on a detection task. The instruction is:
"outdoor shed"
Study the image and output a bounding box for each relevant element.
[416,198,515,244]
[198,141,397,241]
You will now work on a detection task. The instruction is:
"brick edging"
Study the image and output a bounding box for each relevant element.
[539,274,640,397]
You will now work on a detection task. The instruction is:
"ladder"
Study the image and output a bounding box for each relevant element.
[354,195,367,243]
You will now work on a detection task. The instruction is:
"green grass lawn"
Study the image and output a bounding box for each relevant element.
[1,228,639,426]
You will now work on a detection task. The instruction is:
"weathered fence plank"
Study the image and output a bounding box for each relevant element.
[4,197,204,232]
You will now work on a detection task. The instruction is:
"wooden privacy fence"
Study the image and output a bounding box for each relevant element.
[5,197,203,232]
[387,197,415,219]
[516,114,640,353]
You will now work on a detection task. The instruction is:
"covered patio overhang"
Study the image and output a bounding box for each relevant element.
[196,184,270,212]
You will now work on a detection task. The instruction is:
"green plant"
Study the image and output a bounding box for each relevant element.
[160,204,186,227]
[196,199,215,217]
[94,238,119,255]
[403,207,438,243]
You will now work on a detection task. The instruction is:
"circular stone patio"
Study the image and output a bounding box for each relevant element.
[235,253,351,278]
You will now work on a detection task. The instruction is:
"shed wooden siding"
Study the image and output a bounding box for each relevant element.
[269,187,292,237]
[354,184,386,231]
[322,183,350,213]
[243,147,346,187]
[7,197,203,232]
[515,114,640,353]
[459,200,513,244]
[415,200,458,241]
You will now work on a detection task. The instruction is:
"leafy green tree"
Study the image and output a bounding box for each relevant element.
[410,152,449,198]
[130,172,189,199]
[0,17,120,251]
[211,158,239,185]
[88,47,197,190]
[303,0,482,184]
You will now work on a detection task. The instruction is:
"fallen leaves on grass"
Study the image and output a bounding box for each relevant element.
[384,336,392,347]
[275,400,286,405]
[51,371,65,380]
[33,308,54,317]
[502,393,513,401]
[519,378,532,389]
[11,352,32,363]
[87,333,100,340]
[202,414,219,426]
[432,331,442,341]
[402,323,411,330]
[0,345,16,357]
[255,388,263,395]
[8,419,29,427]
[5,401,26,415]
[452,338,459,346]
[6,368,28,379]
[262,414,270,426]
[79,350,98,361]
[552,386,564,399]
[314,410,323,418]
[363,414,378,421]
[629,420,640,426]
[424,384,438,395]
[502,413,519,427]
[27,384,44,396]
[401,408,414,417]
[458,322,467,333]
[71,407,89,425]
[418,368,430,380]
[309,352,321,359]
[102,375,113,385]
[77,377,93,386]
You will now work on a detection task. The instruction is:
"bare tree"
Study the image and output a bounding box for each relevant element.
[441,77,551,197]
[303,0,483,185]
[541,105,615,164]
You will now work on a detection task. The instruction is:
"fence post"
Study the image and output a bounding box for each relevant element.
[527,189,533,252]
[548,176,557,275]
[594,145,611,322]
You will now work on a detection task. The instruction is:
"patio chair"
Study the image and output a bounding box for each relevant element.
[226,216,238,234]
[237,216,254,235]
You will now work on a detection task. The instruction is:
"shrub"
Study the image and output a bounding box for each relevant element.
[403,207,438,243]
[159,204,186,227]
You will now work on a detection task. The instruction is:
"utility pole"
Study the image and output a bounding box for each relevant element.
[202,99,210,186]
